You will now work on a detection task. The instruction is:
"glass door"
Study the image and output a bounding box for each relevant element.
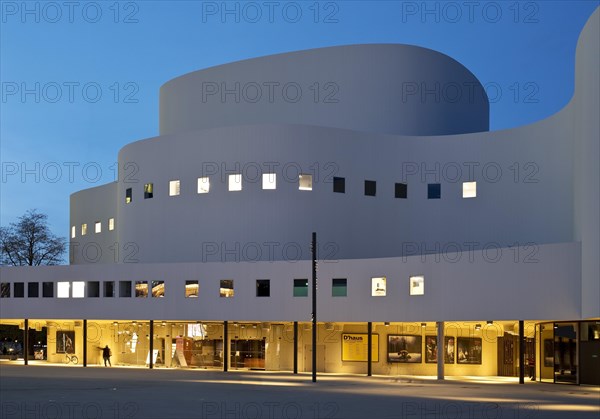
[554,323,578,384]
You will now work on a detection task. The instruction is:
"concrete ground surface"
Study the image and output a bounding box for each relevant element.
[0,364,598,419]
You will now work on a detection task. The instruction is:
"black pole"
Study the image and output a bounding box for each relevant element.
[149,320,154,369]
[293,321,298,374]
[367,322,372,376]
[223,321,228,372]
[23,319,28,365]
[519,320,525,384]
[312,232,317,383]
[83,319,87,367]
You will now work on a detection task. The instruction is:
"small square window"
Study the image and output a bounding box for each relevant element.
[152,280,164,297]
[463,181,477,198]
[109,218,115,231]
[395,183,407,199]
[299,174,312,191]
[95,221,101,233]
[428,184,441,199]
[57,282,70,298]
[88,281,100,298]
[333,177,345,193]
[1,283,10,298]
[119,281,132,297]
[28,282,39,298]
[365,180,376,196]
[144,183,154,199]
[81,223,87,236]
[228,174,242,191]
[293,279,308,297]
[136,281,148,297]
[14,282,24,298]
[104,281,115,298]
[186,280,199,298]
[256,279,270,297]
[42,282,53,298]
[220,279,234,297]
[125,188,132,204]
[71,226,76,238]
[72,281,85,298]
[410,275,425,295]
[262,173,276,190]
[332,278,347,297]
[371,277,386,296]
[198,177,210,194]
[169,180,181,196]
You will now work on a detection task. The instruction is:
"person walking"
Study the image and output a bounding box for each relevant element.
[101,345,112,367]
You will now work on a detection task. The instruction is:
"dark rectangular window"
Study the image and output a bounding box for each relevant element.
[119,281,132,297]
[333,177,345,193]
[104,281,115,297]
[293,279,308,297]
[256,279,270,297]
[125,188,132,204]
[144,183,153,199]
[88,281,100,297]
[395,182,408,199]
[428,183,441,199]
[28,282,39,298]
[14,282,24,298]
[332,278,347,297]
[42,282,54,298]
[1,283,10,298]
[365,180,376,196]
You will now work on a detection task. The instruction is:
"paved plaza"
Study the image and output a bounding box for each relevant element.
[0,364,598,419]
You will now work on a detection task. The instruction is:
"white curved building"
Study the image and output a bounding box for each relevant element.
[1,8,598,384]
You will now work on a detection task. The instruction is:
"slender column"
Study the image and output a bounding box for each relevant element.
[23,319,29,365]
[223,321,228,372]
[519,320,525,384]
[367,322,372,376]
[437,321,444,380]
[293,322,298,374]
[149,320,154,369]
[311,232,317,383]
[83,319,87,367]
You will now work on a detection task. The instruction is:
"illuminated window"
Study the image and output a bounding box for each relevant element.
[220,279,234,297]
[197,177,210,194]
[43,282,53,298]
[71,226,76,238]
[57,282,70,298]
[125,188,132,203]
[371,277,386,296]
[293,279,308,297]
[88,281,100,298]
[332,278,347,297]
[152,280,165,297]
[144,183,154,199]
[463,181,477,198]
[299,174,312,191]
[364,180,376,196]
[228,174,242,191]
[262,173,276,190]
[185,280,199,298]
[14,282,24,298]
[333,177,345,193]
[169,180,181,196]
[28,282,39,298]
[136,281,148,297]
[81,223,87,236]
[119,281,132,297]
[72,281,85,298]
[428,184,441,199]
[108,218,115,231]
[256,279,270,297]
[95,221,101,233]
[410,275,425,295]
[395,183,407,199]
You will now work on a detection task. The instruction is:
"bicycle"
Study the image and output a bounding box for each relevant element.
[65,353,78,365]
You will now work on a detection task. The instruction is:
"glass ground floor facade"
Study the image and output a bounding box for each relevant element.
[1,319,598,385]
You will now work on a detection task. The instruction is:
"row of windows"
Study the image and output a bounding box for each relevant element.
[125,175,478,203]
[71,218,115,238]
[0,276,425,299]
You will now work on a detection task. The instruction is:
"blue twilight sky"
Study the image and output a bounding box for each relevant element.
[1,0,599,244]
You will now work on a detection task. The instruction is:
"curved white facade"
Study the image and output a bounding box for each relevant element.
[1,8,598,381]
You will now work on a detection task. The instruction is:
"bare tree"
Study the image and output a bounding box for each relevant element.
[0,209,66,266]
